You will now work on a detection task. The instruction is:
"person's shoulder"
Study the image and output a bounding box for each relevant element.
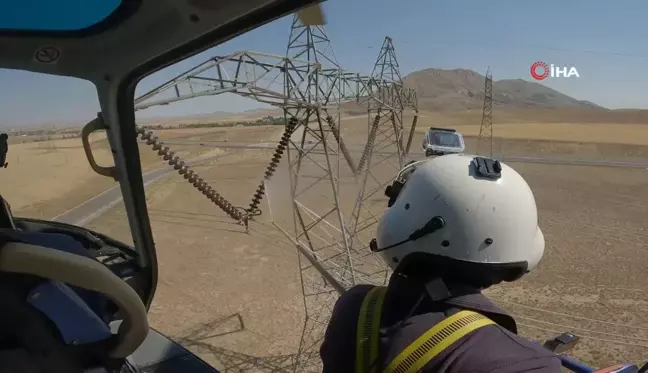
[393,317,561,373]
[334,284,375,308]
[328,285,377,330]
[454,324,563,372]
[345,284,375,296]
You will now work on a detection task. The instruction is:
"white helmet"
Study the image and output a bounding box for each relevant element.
[374,154,544,277]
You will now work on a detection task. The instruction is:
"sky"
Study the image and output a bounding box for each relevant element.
[1,0,648,127]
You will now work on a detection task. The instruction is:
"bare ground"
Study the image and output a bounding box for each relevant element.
[486,163,648,367]
[77,129,648,371]
[85,146,305,372]
[7,125,284,219]
[9,119,648,370]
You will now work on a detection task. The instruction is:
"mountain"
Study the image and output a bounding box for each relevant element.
[402,68,603,110]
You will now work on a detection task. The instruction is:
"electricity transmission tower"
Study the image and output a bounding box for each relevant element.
[132,16,417,373]
[282,17,363,372]
[346,35,418,294]
[476,67,493,157]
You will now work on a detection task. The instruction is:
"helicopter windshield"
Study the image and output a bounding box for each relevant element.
[0,71,129,234]
[129,6,648,368]
[1,0,648,372]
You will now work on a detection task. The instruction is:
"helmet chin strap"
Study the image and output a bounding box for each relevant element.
[369,216,446,253]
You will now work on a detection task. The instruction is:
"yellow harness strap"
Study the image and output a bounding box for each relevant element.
[355,286,496,373]
[356,286,389,373]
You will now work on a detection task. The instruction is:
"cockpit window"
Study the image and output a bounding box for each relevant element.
[0,0,121,31]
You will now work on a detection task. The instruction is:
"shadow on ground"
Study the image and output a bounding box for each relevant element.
[174,313,298,373]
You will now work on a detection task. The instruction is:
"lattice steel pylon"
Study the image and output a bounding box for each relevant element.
[476,67,493,157]
[281,18,392,373]
[282,16,358,373]
[346,36,417,280]
[360,36,405,172]
[131,18,417,373]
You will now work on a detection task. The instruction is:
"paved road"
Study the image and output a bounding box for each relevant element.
[53,138,647,227]
[162,141,648,169]
[409,154,648,169]
[52,157,221,226]
[497,156,648,169]
[51,126,304,227]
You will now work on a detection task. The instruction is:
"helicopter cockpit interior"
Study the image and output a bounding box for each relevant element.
[0,0,323,372]
[2,1,648,373]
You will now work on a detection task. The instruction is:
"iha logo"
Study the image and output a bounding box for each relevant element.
[530,61,580,80]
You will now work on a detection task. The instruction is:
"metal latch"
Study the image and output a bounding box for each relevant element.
[472,156,502,180]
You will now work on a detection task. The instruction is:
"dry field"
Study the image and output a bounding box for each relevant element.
[3,125,285,219]
[432,122,648,147]
[4,111,648,370]
[338,110,648,147]
[85,148,304,371]
[3,134,117,219]
[486,163,648,367]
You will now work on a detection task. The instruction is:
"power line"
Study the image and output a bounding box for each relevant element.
[366,40,648,60]
[513,315,648,342]
[493,298,648,332]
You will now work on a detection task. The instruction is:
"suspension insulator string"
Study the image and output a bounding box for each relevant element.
[135,126,246,224]
[246,117,299,217]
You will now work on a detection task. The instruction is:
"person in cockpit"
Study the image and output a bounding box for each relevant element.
[0,133,8,168]
[320,154,561,373]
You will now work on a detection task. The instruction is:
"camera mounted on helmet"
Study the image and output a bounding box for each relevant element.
[384,159,424,207]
